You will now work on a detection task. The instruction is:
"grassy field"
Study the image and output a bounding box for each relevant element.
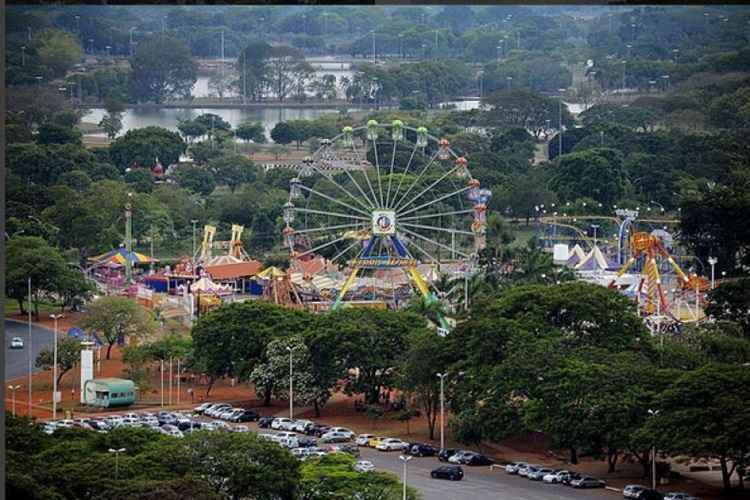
[4,298,63,317]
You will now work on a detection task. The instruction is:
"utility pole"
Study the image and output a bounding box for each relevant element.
[286,346,294,418]
[50,314,64,420]
[125,193,133,283]
[191,219,198,267]
[28,277,33,417]
[21,45,26,66]
[558,89,565,157]
[371,30,376,61]
[437,372,447,450]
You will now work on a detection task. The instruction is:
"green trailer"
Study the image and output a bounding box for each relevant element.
[82,378,136,408]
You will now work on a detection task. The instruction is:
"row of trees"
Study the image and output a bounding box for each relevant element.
[6,413,417,499]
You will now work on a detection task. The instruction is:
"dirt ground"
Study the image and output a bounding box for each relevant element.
[4,313,728,499]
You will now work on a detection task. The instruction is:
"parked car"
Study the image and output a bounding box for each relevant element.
[451,451,494,466]
[337,443,360,456]
[233,425,250,433]
[297,436,318,448]
[561,471,583,485]
[42,422,58,435]
[636,490,665,500]
[367,436,386,448]
[354,460,376,473]
[328,427,354,439]
[271,418,294,430]
[664,493,700,500]
[407,443,438,457]
[233,410,260,423]
[529,467,555,481]
[321,431,351,443]
[356,434,376,446]
[206,404,231,417]
[624,485,649,499]
[571,476,606,489]
[438,448,458,462]
[505,462,527,474]
[519,464,541,477]
[292,419,314,433]
[10,337,24,349]
[309,424,332,437]
[212,420,231,431]
[376,438,409,451]
[161,425,184,438]
[291,448,309,460]
[258,416,275,429]
[193,402,214,414]
[175,416,197,431]
[431,465,464,481]
[543,470,569,483]
[157,413,178,426]
[88,419,111,431]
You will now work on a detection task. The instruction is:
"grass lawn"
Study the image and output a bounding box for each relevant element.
[4,298,63,317]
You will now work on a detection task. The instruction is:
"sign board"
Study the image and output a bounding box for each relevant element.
[350,257,417,269]
[371,210,396,235]
[80,348,94,404]
[54,391,62,403]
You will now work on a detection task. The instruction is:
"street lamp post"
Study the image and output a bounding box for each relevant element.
[21,45,26,66]
[129,27,136,56]
[648,409,660,489]
[286,346,294,419]
[108,448,126,480]
[50,314,64,420]
[591,224,600,247]
[191,219,199,267]
[506,76,513,91]
[8,385,21,416]
[27,277,33,417]
[436,372,447,450]
[399,455,413,500]
[558,88,566,157]
[708,257,718,289]
[35,76,43,88]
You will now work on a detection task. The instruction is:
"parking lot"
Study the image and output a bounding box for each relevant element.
[42,404,621,500]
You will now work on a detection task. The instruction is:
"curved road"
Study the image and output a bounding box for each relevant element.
[5,320,55,381]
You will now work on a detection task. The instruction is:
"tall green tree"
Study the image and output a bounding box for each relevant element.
[130,35,197,103]
[81,297,156,359]
[36,337,84,386]
[109,127,186,171]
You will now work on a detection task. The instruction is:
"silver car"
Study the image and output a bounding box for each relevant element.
[505,462,527,474]
[623,485,648,498]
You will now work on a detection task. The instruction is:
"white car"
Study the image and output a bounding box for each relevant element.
[10,337,24,349]
[292,419,314,433]
[664,493,700,500]
[194,402,213,414]
[376,438,408,451]
[271,418,294,430]
[42,422,58,434]
[142,417,160,429]
[120,417,141,427]
[623,485,649,498]
[161,426,184,438]
[328,427,354,438]
[303,451,327,461]
[543,470,569,483]
[207,404,232,417]
[356,434,375,446]
[218,408,241,420]
[57,419,75,428]
[291,448,309,459]
[529,467,555,481]
[212,420,231,431]
[354,460,376,473]
[505,462,527,474]
[258,432,277,441]
[233,425,250,433]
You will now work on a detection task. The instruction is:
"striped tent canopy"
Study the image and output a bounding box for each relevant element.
[89,246,157,266]
[257,266,287,280]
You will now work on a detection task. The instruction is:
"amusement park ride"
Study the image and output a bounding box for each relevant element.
[282,120,490,331]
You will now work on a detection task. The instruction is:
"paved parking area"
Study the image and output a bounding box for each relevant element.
[184,412,618,500]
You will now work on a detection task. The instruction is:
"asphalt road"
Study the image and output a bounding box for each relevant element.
[358,448,619,500]
[5,319,55,380]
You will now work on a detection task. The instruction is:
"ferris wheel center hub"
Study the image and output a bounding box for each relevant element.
[372,210,396,235]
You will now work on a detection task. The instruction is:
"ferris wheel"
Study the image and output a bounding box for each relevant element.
[282,120,491,324]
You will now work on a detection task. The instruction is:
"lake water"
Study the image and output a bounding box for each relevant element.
[82,106,359,139]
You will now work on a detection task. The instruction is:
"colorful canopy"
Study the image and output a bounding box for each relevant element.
[257,266,287,280]
[89,246,156,266]
[575,246,618,272]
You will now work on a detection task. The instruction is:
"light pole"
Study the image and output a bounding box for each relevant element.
[35,75,43,88]
[398,33,403,59]
[191,219,199,267]
[125,192,133,284]
[436,372,447,450]
[558,88,566,157]
[591,224,600,247]
[162,16,167,33]
[477,70,483,99]
[496,45,502,61]
[88,38,94,54]
[708,256,718,289]
[661,74,670,91]
[371,30,376,61]
[8,385,21,416]
[75,15,80,37]
[21,45,26,66]
[648,409,659,489]
[109,448,126,480]
[50,314,64,420]
[286,346,294,419]
[621,59,627,90]
[399,455,413,500]
[506,76,513,91]
[27,276,33,417]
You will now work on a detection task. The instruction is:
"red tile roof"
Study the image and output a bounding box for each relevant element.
[205,260,263,280]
